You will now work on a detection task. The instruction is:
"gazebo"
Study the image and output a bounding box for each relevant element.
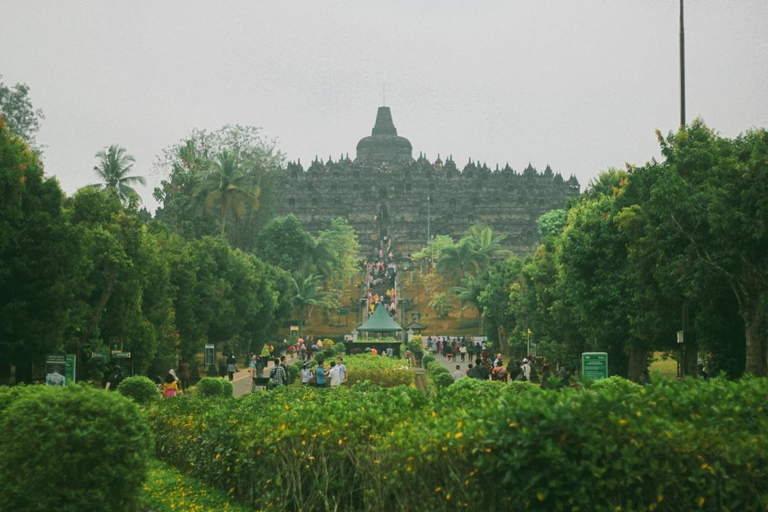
[346,304,403,356]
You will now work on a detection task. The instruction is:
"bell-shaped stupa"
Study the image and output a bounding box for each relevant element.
[355,107,413,165]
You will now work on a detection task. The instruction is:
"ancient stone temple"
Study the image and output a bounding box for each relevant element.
[275,107,580,254]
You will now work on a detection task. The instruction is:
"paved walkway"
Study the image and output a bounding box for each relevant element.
[428,352,476,375]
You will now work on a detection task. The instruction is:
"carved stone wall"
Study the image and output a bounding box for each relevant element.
[275,108,580,255]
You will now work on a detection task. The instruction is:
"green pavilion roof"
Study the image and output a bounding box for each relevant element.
[356,304,403,332]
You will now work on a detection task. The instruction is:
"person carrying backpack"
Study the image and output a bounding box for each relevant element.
[269,358,287,388]
[491,362,507,381]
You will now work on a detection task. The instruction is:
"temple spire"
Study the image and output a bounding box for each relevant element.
[371,106,398,136]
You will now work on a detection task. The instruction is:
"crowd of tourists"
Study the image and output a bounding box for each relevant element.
[363,235,399,317]
[423,335,569,387]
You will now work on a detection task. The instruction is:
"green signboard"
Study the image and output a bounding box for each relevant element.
[65,354,76,384]
[582,352,608,380]
[112,352,132,359]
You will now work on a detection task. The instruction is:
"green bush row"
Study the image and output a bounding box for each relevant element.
[0,384,152,512]
[195,377,233,398]
[147,376,768,512]
[425,359,454,388]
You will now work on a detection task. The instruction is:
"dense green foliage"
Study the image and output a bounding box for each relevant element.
[0,384,153,512]
[425,360,454,388]
[0,74,44,147]
[117,375,159,405]
[153,125,284,249]
[194,377,228,398]
[0,118,293,382]
[149,377,768,512]
[472,121,768,378]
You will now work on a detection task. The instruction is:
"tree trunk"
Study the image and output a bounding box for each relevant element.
[742,300,768,376]
[498,325,508,356]
[79,270,117,381]
[627,346,648,382]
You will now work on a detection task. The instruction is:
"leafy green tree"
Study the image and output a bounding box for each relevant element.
[411,235,453,274]
[478,258,524,355]
[537,209,568,241]
[630,121,768,376]
[255,214,315,271]
[318,217,361,290]
[429,293,454,319]
[153,125,284,248]
[0,74,44,147]
[0,117,72,383]
[90,145,146,205]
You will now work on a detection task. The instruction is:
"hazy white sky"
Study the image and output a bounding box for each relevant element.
[2,0,766,212]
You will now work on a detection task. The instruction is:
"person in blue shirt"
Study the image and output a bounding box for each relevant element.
[315,360,328,387]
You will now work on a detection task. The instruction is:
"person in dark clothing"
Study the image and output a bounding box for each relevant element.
[468,359,490,380]
[226,352,237,381]
[106,366,123,391]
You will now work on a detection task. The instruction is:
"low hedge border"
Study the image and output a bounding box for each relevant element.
[148,376,768,512]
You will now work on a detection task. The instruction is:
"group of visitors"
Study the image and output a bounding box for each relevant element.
[424,336,483,362]
[299,356,348,388]
[363,235,399,317]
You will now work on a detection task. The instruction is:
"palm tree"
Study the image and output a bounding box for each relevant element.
[91,145,145,204]
[437,242,479,285]
[199,150,260,236]
[292,271,329,324]
[464,225,511,272]
[450,274,485,321]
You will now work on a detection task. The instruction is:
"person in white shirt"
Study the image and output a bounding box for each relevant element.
[336,357,347,383]
[452,365,464,382]
[521,358,531,381]
[328,361,342,387]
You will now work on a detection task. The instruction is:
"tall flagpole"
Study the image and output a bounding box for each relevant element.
[679,0,686,127]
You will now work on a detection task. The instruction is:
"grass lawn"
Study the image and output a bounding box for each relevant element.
[142,459,259,512]
[649,352,678,379]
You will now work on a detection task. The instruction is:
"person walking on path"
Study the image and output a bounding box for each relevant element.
[452,365,464,382]
[521,358,531,382]
[226,351,237,381]
[105,365,124,391]
[269,358,287,387]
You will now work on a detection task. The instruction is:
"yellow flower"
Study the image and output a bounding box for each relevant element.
[698,497,706,507]
[619,419,628,425]
[537,492,545,502]
[435,487,442,493]
[454,432,463,439]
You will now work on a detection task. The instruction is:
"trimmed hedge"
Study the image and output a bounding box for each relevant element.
[0,384,152,512]
[148,376,768,511]
[195,377,227,398]
[425,360,454,388]
[343,354,413,387]
[117,375,159,405]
